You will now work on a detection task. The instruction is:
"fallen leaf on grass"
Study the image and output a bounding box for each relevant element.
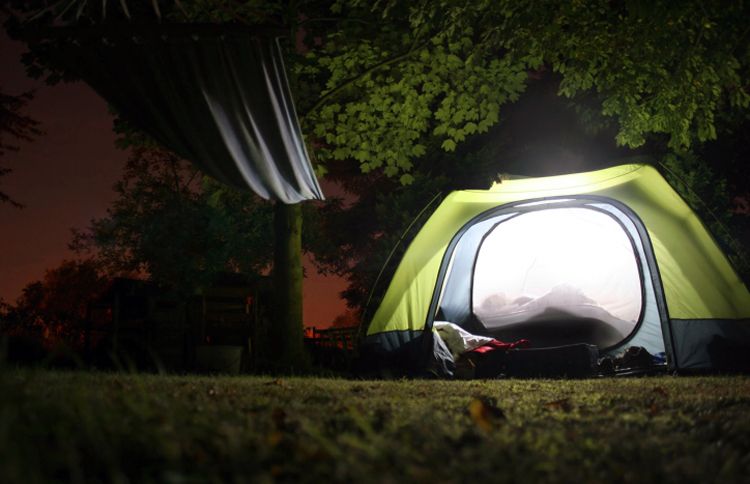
[468,397,506,432]
[648,401,660,417]
[652,386,669,398]
[544,398,572,412]
[646,387,668,416]
[265,379,287,387]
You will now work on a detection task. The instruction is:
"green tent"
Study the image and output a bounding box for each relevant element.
[363,164,750,375]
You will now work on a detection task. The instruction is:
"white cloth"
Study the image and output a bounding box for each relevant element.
[433,321,494,359]
[58,33,323,203]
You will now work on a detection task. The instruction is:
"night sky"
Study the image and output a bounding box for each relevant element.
[0,29,347,328]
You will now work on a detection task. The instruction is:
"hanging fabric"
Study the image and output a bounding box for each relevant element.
[56,30,323,203]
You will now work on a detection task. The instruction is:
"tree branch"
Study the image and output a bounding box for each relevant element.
[184,167,201,192]
[301,37,432,120]
[297,17,373,27]
[0,189,24,208]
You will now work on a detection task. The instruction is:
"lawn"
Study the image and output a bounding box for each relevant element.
[1,369,749,483]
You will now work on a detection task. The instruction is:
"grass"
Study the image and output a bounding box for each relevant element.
[1,369,749,483]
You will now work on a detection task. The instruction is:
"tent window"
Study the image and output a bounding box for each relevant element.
[472,207,643,348]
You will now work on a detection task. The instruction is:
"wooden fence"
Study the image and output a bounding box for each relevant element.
[304,326,358,351]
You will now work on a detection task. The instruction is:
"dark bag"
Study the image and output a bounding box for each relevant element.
[506,344,599,378]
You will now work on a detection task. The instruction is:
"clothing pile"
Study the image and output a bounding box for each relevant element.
[598,346,668,376]
[433,321,529,378]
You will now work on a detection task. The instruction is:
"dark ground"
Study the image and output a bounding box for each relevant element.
[1,369,749,483]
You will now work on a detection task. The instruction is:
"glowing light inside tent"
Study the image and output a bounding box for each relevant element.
[473,207,642,335]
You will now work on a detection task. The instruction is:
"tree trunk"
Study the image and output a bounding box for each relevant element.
[272,201,307,372]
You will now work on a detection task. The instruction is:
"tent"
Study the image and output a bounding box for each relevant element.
[362,164,750,375]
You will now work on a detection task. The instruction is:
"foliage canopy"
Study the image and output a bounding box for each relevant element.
[295,0,750,182]
[9,0,749,183]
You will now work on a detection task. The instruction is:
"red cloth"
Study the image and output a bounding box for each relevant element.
[470,338,530,354]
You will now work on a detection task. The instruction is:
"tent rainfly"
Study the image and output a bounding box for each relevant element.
[362,164,750,375]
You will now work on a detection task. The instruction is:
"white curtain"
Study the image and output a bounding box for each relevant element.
[58,32,323,204]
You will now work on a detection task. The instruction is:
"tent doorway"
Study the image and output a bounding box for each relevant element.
[434,197,667,354]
